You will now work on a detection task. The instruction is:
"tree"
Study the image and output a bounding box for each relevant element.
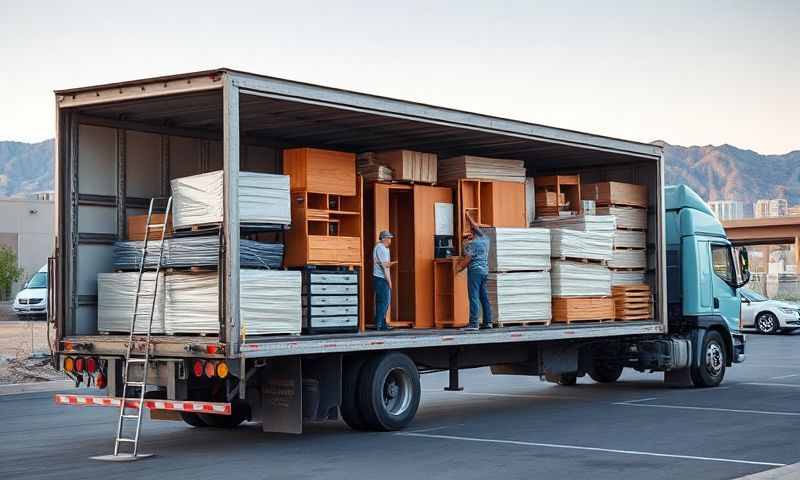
[0,246,23,301]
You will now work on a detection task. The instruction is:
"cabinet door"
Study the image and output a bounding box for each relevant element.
[414,185,454,328]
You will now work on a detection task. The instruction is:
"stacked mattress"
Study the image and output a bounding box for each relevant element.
[533,215,616,233]
[97,270,301,335]
[550,261,612,297]
[171,170,291,228]
[487,271,551,323]
[112,237,284,270]
[485,228,551,272]
[550,229,614,261]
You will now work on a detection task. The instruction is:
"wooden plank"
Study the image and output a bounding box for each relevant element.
[582,182,647,208]
[551,297,615,323]
[413,185,454,328]
[127,214,173,241]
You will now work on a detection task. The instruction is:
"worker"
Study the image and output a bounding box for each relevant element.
[373,230,396,331]
[458,212,492,331]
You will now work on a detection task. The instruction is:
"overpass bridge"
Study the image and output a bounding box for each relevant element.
[722,216,800,264]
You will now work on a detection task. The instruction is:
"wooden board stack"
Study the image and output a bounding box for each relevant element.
[357,153,394,182]
[583,182,649,284]
[359,150,436,184]
[612,284,652,320]
[550,260,614,324]
[438,155,526,185]
[549,229,614,262]
[485,227,551,272]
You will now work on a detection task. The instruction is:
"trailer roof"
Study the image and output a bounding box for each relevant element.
[57,68,662,167]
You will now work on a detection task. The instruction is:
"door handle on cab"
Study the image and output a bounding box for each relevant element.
[713,297,720,309]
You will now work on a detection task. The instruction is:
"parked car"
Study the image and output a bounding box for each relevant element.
[740,287,800,334]
[12,264,48,318]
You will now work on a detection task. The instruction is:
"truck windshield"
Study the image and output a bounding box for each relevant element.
[27,271,48,289]
[741,288,767,302]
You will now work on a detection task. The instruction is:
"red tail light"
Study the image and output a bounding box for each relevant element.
[74,357,85,372]
[86,357,97,373]
[206,344,219,354]
[204,361,216,378]
[193,360,205,377]
[95,372,107,389]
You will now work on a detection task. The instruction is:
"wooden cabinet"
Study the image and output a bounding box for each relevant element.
[534,175,581,217]
[434,258,469,328]
[283,147,356,196]
[363,182,453,329]
[456,179,526,249]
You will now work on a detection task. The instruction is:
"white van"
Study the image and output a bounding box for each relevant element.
[12,264,48,317]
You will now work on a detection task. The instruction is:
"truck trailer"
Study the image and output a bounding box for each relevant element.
[50,69,749,458]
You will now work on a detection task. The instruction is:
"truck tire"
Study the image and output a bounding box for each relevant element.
[200,399,250,428]
[589,363,623,383]
[180,412,208,427]
[756,312,779,334]
[340,356,370,431]
[357,352,420,431]
[691,330,726,388]
[545,372,578,386]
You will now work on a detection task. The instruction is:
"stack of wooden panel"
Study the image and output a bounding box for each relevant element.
[358,150,436,184]
[583,182,649,282]
[356,153,394,183]
[532,214,616,233]
[612,284,652,320]
[549,229,614,262]
[487,271,551,326]
[485,227,550,272]
[438,155,526,185]
[550,260,614,324]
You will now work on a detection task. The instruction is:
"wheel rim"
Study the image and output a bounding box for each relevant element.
[382,368,412,416]
[705,342,724,377]
[758,315,775,332]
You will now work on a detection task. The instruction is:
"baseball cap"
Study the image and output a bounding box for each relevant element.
[379,230,394,240]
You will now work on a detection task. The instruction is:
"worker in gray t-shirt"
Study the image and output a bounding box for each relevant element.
[373,230,395,331]
[458,212,492,331]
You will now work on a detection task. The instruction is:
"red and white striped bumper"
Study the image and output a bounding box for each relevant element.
[54,394,231,415]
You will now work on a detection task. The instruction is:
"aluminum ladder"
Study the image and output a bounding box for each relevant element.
[93,197,172,462]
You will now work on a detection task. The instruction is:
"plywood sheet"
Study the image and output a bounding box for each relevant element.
[550,229,614,261]
[487,271,551,323]
[582,182,648,208]
[597,206,647,230]
[439,156,526,185]
[551,260,612,296]
[283,147,356,195]
[552,297,615,322]
[485,227,550,272]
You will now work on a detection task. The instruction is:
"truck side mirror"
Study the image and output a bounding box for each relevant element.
[737,248,751,288]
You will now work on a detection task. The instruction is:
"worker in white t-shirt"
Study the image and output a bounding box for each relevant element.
[373,230,396,331]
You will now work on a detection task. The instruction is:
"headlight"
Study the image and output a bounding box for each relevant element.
[779,307,796,314]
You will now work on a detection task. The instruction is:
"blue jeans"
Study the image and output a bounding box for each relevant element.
[373,276,391,330]
[468,270,492,327]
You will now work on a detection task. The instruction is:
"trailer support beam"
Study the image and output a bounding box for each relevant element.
[223,73,241,355]
[444,351,463,391]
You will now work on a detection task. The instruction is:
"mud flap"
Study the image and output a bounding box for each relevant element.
[259,357,303,434]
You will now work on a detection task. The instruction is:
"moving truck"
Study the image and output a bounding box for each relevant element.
[50,69,749,455]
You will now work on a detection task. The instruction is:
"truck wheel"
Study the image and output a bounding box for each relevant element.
[691,330,726,388]
[357,352,420,431]
[180,412,208,427]
[589,363,623,383]
[545,372,578,386]
[756,313,779,334]
[340,356,370,431]
[200,399,250,428]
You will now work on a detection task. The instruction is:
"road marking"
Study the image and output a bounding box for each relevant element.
[743,382,800,388]
[768,374,800,380]
[395,432,786,467]
[425,390,580,400]
[614,402,800,417]
[405,425,461,434]
[620,397,658,404]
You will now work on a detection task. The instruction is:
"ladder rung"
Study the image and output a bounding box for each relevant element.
[126,381,146,387]
[126,358,147,363]
[122,414,140,419]
[148,224,166,228]
[135,292,155,296]
[116,438,137,443]
[134,312,153,316]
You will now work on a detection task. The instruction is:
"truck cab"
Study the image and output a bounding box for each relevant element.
[665,185,749,387]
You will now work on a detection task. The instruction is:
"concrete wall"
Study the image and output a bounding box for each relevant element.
[0,198,54,298]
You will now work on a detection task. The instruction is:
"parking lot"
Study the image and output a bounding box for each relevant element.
[1,332,798,480]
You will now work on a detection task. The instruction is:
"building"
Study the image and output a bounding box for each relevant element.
[708,200,745,220]
[0,197,54,299]
[789,205,800,216]
[754,199,788,218]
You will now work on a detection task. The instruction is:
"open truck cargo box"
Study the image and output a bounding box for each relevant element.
[53,68,665,360]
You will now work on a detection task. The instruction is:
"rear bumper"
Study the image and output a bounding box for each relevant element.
[54,394,231,416]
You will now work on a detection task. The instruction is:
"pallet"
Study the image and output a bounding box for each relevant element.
[554,256,608,266]
[173,222,289,237]
[551,296,615,323]
[496,319,551,327]
[612,284,653,321]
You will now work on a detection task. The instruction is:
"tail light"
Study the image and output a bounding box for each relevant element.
[204,361,216,378]
[74,357,85,372]
[95,371,107,389]
[193,360,205,377]
[63,357,74,372]
[216,362,229,378]
[86,357,97,374]
[206,344,219,354]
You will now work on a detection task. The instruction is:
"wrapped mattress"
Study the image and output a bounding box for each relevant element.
[171,170,291,228]
[164,270,301,335]
[550,229,614,261]
[533,215,616,232]
[487,271,551,323]
[97,272,166,333]
[550,260,611,297]
[611,270,647,286]
[112,237,284,270]
[608,249,647,269]
[485,228,550,272]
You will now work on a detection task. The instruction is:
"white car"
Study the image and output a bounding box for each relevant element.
[740,287,800,334]
[12,264,48,318]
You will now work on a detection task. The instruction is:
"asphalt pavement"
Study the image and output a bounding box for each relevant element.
[1,332,799,480]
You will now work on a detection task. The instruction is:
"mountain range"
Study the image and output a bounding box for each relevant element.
[1,138,798,206]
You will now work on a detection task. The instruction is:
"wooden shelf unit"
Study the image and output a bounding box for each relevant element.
[363,182,454,329]
[455,179,527,251]
[434,258,469,328]
[534,175,581,218]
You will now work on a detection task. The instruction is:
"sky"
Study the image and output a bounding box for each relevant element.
[1,1,798,154]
